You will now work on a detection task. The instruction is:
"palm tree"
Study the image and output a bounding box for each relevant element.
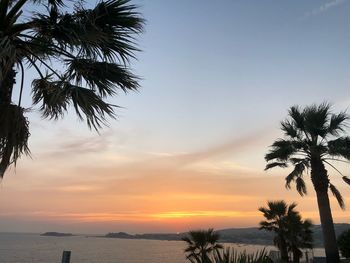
[286,213,313,263]
[259,200,297,262]
[0,0,144,178]
[265,103,350,263]
[182,228,223,263]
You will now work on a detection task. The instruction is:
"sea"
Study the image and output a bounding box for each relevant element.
[0,233,325,263]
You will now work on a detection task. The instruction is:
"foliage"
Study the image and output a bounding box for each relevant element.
[182,229,223,263]
[0,104,29,175]
[264,103,348,262]
[186,247,272,263]
[337,229,350,258]
[265,103,350,208]
[259,200,313,263]
[211,248,272,263]
[0,0,144,177]
[183,230,272,263]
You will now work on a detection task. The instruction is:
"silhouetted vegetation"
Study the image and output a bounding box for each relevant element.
[0,0,144,177]
[182,229,272,263]
[259,200,313,263]
[182,229,223,263]
[265,103,350,263]
[210,248,272,263]
[337,229,350,259]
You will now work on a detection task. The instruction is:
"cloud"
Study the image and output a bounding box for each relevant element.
[303,0,347,18]
[5,126,349,233]
[164,130,268,167]
[44,130,113,157]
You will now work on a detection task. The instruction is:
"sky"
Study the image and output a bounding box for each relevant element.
[1,0,350,234]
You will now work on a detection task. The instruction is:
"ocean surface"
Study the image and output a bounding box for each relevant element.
[0,233,325,263]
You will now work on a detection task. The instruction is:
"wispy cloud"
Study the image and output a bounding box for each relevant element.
[303,0,347,18]
[0,210,258,222]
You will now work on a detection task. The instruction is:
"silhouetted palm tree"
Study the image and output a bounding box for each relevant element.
[265,103,350,263]
[286,213,313,263]
[0,0,144,177]
[182,228,223,263]
[259,200,296,262]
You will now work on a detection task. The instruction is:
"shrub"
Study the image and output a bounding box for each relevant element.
[338,229,350,258]
[212,248,272,263]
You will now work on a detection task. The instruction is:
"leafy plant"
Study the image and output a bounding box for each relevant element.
[337,229,350,259]
[186,247,272,263]
[183,229,223,263]
[265,103,350,263]
[212,248,272,263]
[258,200,313,263]
[0,0,144,177]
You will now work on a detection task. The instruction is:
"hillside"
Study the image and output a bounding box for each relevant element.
[104,223,350,248]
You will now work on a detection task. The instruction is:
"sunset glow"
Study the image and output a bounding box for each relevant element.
[1,0,350,236]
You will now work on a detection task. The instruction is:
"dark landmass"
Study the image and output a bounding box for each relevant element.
[41,232,74,237]
[105,232,182,241]
[217,224,350,247]
[104,223,350,248]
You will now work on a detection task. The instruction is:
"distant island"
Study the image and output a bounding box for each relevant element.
[105,232,182,241]
[104,223,350,248]
[41,232,74,237]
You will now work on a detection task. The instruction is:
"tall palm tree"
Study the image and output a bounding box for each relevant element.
[265,103,350,263]
[0,0,144,178]
[259,200,297,262]
[182,228,223,263]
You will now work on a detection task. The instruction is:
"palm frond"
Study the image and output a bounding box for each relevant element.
[329,183,345,209]
[267,200,287,217]
[295,177,307,196]
[264,161,287,170]
[342,176,350,185]
[31,0,65,5]
[287,202,297,214]
[281,120,299,138]
[0,0,11,29]
[66,58,139,97]
[211,248,272,263]
[265,139,299,162]
[69,84,116,130]
[289,106,304,130]
[183,229,222,263]
[290,157,310,167]
[0,104,30,178]
[303,102,331,138]
[285,162,305,189]
[259,220,277,231]
[4,0,28,28]
[0,0,144,178]
[328,137,350,160]
[31,0,144,62]
[327,111,349,136]
[32,76,70,119]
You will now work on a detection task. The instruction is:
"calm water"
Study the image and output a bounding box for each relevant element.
[0,233,324,263]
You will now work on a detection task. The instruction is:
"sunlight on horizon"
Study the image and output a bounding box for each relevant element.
[1,0,350,235]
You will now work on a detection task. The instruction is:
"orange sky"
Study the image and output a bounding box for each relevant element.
[0,122,349,234]
[2,0,350,234]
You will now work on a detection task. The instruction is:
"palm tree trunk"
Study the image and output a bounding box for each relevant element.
[315,190,340,263]
[292,247,301,263]
[279,234,289,262]
[311,157,340,263]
